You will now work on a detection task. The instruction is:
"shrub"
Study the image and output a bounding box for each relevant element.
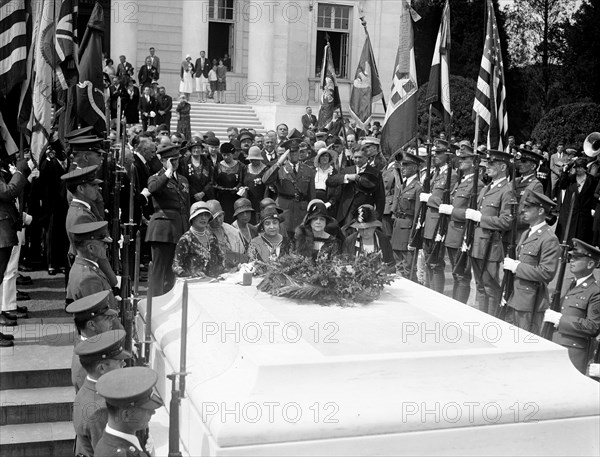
[531,103,600,150]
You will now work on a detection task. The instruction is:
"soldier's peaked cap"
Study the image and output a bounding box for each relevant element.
[570,238,600,262]
[96,366,164,410]
[60,165,103,185]
[65,290,117,321]
[280,138,302,151]
[68,137,105,151]
[523,190,556,211]
[75,329,131,364]
[156,144,180,159]
[401,152,424,165]
[485,149,513,163]
[65,126,95,139]
[70,221,113,243]
[434,139,459,154]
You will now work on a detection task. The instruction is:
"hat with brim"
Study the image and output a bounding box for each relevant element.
[457,145,477,158]
[258,206,285,230]
[157,144,180,159]
[303,200,334,225]
[233,198,254,218]
[61,165,103,186]
[570,238,600,263]
[69,137,106,155]
[314,147,337,167]
[434,139,459,154]
[66,290,117,321]
[486,149,513,164]
[401,152,424,166]
[247,146,264,161]
[523,190,556,212]
[220,142,236,155]
[361,137,380,147]
[65,126,95,140]
[565,147,577,154]
[355,172,379,193]
[350,204,382,229]
[206,200,225,219]
[280,138,302,151]
[288,128,303,140]
[70,221,113,243]
[204,136,220,146]
[96,366,164,410]
[315,130,329,139]
[75,329,132,364]
[189,201,213,222]
[517,146,543,162]
[238,131,255,143]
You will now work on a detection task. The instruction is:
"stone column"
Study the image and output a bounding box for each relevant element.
[110,0,138,67]
[246,1,276,103]
[181,0,210,61]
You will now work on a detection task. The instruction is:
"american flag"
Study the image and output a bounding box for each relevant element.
[473,0,508,150]
[0,0,29,96]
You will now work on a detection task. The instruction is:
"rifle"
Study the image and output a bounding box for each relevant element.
[453,154,481,276]
[541,192,576,340]
[121,133,135,359]
[497,154,520,320]
[426,156,452,267]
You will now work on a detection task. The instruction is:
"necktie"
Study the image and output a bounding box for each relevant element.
[293,164,298,176]
[568,279,576,291]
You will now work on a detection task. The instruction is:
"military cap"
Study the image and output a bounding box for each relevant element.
[459,140,472,148]
[70,221,113,243]
[361,136,380,146]
[156,144,179,159]
[401,152,424,165]
[238,130,255,143]
[570,238,600,262]
[280,138,302,151]
[60,165,103,185]
[204,136,220,147]
[457,144,478,158]
[231,139,242,150]
[156,124,169,134]
[434,139,459,154]
[96,366,164,410]
[565,147,577,154]
[66,290,117,321]
[68,137,105,153]
[315,129,329,139]
[220,142,236,155]
[75,329,131,364]
[65,126,95,139]
[485,149,513,163]
[298,141,310,151]
[523,190,556,212]
[288,128,303,140]
[517,145,543,162]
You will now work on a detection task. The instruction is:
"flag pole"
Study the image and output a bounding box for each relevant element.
[325,38,349,148]
[360,16,387,112]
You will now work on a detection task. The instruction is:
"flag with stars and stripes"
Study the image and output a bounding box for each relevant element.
[473,0,508,150]
[425,0,451,129]
[381,0,421,156]
[0,0,29,97]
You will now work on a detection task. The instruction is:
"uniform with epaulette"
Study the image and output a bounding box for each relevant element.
[513,147,544,239]
[390,152,423,275]
[466,150,516,317]
[442,146,485,304]
[544,239,600,374]
[72,329,130,456]
[94,367,163,457]
[504,191,560,334]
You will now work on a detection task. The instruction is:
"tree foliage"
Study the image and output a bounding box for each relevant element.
[531,103,600,150]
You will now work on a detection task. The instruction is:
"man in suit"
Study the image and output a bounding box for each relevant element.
[95,367,162,457]
[116,55,134,84]
[543,238,600,374]
[465,150,516,317]
[146,46,160,74]
[123,79,140,125]
[439,146,485,303]
[72,329,130,456]
[155,86,172,131]
[261,133,278,165]
[326,146,385,228]
[390,152,423,276]
[301,107,317,135]
[549,141,565,197]
[503,191,559,334]
[138,86,156,132]
[146,145,190,297]
[138,57,159,90]
[262,138,315,239]
[419,140,458,293]
[194,50,211,103]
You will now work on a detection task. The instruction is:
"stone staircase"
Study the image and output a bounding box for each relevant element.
[187,102,266,142]
[0,320,76,457]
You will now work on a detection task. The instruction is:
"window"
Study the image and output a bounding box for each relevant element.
[316,3,351,79]
[208,0,235,71]
[209,0,234,21]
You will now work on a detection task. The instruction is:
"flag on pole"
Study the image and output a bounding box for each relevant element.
[348,33,383,132]
[381,0,421,156]
[54,0,79,91]
[0,0,29,96]
[473,0,508,150]
[77,1,106,134]
[317,42,341,129]
[425,0,451,128]
[0,111,19,156]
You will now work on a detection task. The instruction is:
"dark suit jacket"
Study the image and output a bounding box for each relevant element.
[138,94,156,116]
[156,94,173,128]
[0,170,26,249]
[146,54,160,73]
[557,172,597,244]
[194,57,211,78]
[301,113,317,134]
[146,169,190,244]
[123,87,140,124]
[138,65,159,87]
[116,61,134,80]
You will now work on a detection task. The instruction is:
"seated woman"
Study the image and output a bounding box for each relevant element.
[206,199,247,268]
[232,198,258,251]
[172,201,224,278]
[294,199,343,260]
[342,204,395,267]
[247,206,293,262]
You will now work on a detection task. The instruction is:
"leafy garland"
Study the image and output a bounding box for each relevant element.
[255,253,395,306]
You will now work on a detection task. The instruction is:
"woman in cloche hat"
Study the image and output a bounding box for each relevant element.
[247,206,293,262]
[294,200,344,260]
[242,146,268,223]
[313,147,340,215]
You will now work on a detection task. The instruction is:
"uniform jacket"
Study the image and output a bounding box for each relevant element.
[553,275,600,373]
[65,199,102,255]
[95,429,149,457]
[515,174,543,233]
[382,166,401,216]
[71,334,85,393]
[390,175,422,251]
[507,223,559,312]
[471,178,515,261]
[146,169,190,244]
[263,162,315,231]
[0,171,26,248]
[66,256,117,307]
[423,166,458,240]
[73,377,108,455]
[446,173,485,249]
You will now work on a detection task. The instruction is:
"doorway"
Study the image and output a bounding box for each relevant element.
[208,22,234,71]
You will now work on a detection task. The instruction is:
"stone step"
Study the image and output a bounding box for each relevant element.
[0,421,74,457]
[0,387,74,426]
[189,114,261,122]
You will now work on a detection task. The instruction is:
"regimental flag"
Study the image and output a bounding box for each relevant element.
[0,0,29,96]
[0,110,18,156]
[77,1,106,134]
[381,0,421,156]
[473,0,508,150]
[425,0,452,129]
[54,0,79,91]
[317,42,341,129]
[349,33,383,132]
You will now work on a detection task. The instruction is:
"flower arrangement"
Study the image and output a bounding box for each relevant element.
[255,252,395,306]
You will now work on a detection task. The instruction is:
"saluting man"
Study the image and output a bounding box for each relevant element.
[503,191,560,334]
[439,145,485,304]
[544,239,600,374]
[465,150,516,317]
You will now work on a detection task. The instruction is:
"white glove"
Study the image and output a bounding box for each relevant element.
[150,111,156,118]
[503,257,519,273]
[324,202,332,209]
[543,309,561,326]
[465,208,482,222]
[115,275,122,289]
[438,204,454,215]
[419,192,432,203]
[23,213,33,226]
[588,363,600,378]
[592,209,596,217]
[141,188,152,198]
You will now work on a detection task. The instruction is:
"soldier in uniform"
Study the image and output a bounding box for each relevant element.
[503,191,560,334]
[146,144,190,297]
[65,290,122,392]
[544,238,600,374]
[72,329,130,456]
[262,138,316,239]
[465,150,516,317]
[95,366,163,457]
[513,146,544,239]
[419,140,458,293]
[439,146,484,303]
[390,152,423,276]
[381,151,403,237]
